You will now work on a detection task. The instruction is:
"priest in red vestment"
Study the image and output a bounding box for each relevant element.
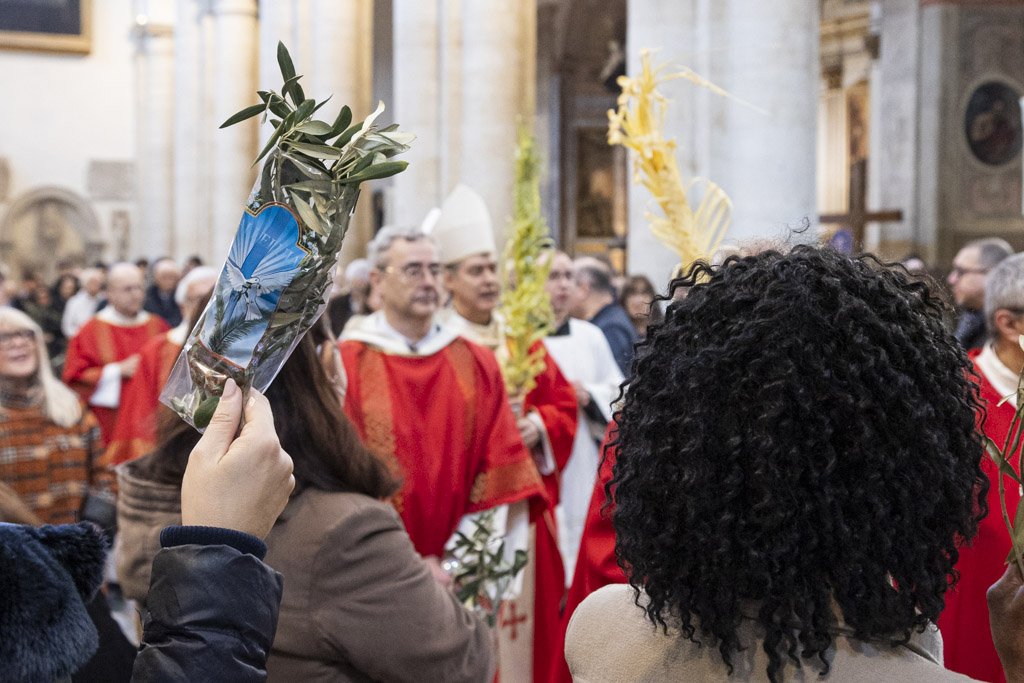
[62,263,168,447]
[939,255,1024,683]
[104,267,218,465]
[432,184,578,683]
[339,225,547,565]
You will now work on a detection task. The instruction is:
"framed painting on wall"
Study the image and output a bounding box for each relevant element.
[0,0,91,54]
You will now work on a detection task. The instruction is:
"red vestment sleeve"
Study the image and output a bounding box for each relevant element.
[62,326,105,401]
[105,335,176,466]
[463,343,547,513]
[524,346,577,500]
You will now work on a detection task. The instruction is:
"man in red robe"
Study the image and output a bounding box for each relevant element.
[63,263,169,447]
[340,225,547,566]
[939,254,1024,683]
[432,184,578,682]
[105,267,218,465]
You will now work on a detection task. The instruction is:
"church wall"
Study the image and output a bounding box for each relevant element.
[925,3,1024,265]
[0,2,137,268]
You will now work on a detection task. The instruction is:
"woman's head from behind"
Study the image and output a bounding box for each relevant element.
[150,333,396,501]
[612,246,985,681]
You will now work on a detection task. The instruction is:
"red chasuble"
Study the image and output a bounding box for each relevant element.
[939,354,1022,683]
[62,315,169,447]
[104,332,181,466]
[555,422,625,683]
[339,335,547,559]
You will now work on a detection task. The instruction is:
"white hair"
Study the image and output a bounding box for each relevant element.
[344,258,372,284]
[366,225,436,268]
[79,267,103,286]
[984,252,1024,339]
[0,307,82,428]
[175,266,219,307]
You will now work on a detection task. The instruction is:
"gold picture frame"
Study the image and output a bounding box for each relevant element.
[0,0,92,55]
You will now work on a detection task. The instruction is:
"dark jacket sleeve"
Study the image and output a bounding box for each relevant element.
[131,538,283,683]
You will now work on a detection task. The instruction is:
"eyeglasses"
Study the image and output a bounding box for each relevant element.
[0,330,35,348]
[949,266,988,278]
[382,262,443,282]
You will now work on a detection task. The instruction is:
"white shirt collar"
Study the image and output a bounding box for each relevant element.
[96,306,151,328]
[977,342,1021,408]
[343,311,460,356]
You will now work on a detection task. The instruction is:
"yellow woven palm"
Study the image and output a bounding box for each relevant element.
[498,127,554,399]
[608,50,733,270]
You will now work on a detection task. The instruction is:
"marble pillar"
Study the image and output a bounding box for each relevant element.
[310,0,375,266]
[134,0,176,259]
[391,0,443,227]
[173,0,206,262]
[208,0,258,264]
[459,0,534,246]
[874,0,924,260]
[627,0,819,288]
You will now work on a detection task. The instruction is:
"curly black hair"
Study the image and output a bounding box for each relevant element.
[610,245,987,682]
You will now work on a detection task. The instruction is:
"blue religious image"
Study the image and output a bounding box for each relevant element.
[200,203,305,366]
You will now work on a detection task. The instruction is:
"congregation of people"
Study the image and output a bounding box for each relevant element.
[7,182,1024,683]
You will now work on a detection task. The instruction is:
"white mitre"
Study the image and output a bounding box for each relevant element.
[431,184,497,265]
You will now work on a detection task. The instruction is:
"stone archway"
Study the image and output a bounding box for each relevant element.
[0,186,106,283]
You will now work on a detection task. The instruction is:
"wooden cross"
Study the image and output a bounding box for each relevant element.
[499,601,528,641]
[819,159,903,249]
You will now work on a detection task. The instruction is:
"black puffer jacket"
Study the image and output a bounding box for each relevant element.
[132,528,284,683]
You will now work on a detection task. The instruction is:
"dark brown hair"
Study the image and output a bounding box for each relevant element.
[136,333,398,500]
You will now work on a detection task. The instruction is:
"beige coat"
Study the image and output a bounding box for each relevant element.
[115,461,180,606]
[566,585,979,682]
[264,489,495,682]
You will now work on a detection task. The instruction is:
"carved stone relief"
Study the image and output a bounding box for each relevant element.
[0,187,106,282]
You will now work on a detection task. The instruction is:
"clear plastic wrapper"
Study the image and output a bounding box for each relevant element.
[160,42,411,429]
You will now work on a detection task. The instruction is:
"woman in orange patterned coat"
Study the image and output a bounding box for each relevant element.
[0,306,108,524]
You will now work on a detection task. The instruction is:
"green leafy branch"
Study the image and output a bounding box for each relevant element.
[985,371,1024,577]
[498,126,555,399]
[448,509,529,627]
[170,42,412,430]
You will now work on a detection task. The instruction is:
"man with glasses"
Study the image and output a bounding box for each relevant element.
[338,225,546,586]
[948,237,1013,350]
[940,252,1024,681]
[432,184,577,683]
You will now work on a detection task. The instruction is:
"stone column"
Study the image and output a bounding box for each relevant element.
[133,0,176,259]
[626,0,819,287]
[459,0,535,245]
[391,0,442,227]
[209,0,259,263]
[173,0,204,262]
[310,0,375,265]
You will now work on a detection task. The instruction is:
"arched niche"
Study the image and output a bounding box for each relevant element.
[0,186,107,283]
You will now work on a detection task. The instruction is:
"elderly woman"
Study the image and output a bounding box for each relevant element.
[0,306,108,524]
[566,247,988,682]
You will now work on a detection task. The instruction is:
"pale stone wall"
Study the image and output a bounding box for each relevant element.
[0,1,137,262]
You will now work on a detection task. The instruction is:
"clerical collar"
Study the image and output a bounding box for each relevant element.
[549,319,572,337]
[96,307,151,327]
[977,342,1021,407]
